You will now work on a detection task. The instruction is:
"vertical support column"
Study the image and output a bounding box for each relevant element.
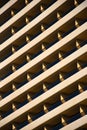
[59,72,65,82]
[44,126,50,130]
[41,42,47,51]
[25,0,29,5]
[12,83,17,91]
[78,83,85,93]
[12,102,18,111]
[40,4,45,12]
[60,93,67,103]
[27,93,32,102]
[61,115,68,126]
[11,27,16,35]
[57,11,62,20]
[75,18,81,28]
[77,61,83,71]
[43,83,48,92]
[25,16,30,24]
[57,31,63,40]
[0,92,3,100]
[26,53,32,62]
[42,62,48,71]
[74,0,79,6]
[43,104,49,113]
[12,123,18,130]
[44,127,47,130]
[44,126,51,130]
[80,105,86,116]
[58,51,64,61]
[26,35,31,43]
[27,73,32,81]
[76,39,82,49]
[12,45,16,53]
[12,64,17,72]
[11,9,15,17]
[41,24,46,32]
[0,112,2,120]
[27,114,33,123]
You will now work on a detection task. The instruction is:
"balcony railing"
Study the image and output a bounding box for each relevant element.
[32,89,44,99]
[52,123,63,130]
[47,59,59,69]
[1,0,30,26]
[17,120,29,130]
[49,101,62,111]
[2,89,13,99]
[1,0,58,45]
[17,61,27,70]
[17,100,28,109]
[32,110,45,121]
[62,6,75,17]
[0,70,13,80]
[65,91,80,101]
[2,109,13,118]
[0,51,13,62]
[17,80,28,89]
[68,113,81,124]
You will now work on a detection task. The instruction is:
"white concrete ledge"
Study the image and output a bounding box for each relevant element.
[0,44,87,93]
[0,66,87,110]
[1,90,86,129]
[0,0,18,15]
[21,91,87,130]
[0,0,41,33]
[0,0,66,36]
[0,23,86,70]
[0,18,87,72]
[0,44,87,89]
[0,1,86,51]
[60,115,87,130]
